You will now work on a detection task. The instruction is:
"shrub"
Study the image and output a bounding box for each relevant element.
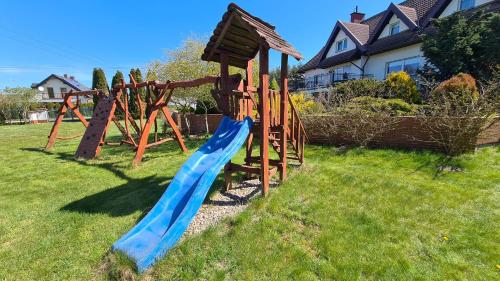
[385,71,420,103]
[316,79,389,111]
[344,96,418,116]
[431,73,479,104]
[419,72,497,156]
[290,92,324,114]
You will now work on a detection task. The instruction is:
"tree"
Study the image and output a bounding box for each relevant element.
[422,11,500,80]
[111,70,124,89]
[2,87,37,123]
[91,68,109,107]
[148,37,219,135]
[270,77,279,90]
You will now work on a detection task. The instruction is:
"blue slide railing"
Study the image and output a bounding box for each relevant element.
[113,116,253,272]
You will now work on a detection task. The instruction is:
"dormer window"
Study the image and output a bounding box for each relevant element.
[390,21,400,35]
[336,38,348,52]
[459,0,475,11]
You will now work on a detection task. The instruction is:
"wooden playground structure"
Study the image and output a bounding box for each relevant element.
[45,3,307,195]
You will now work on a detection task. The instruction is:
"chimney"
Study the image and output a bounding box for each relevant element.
[350,6,365,23]
[70,76,75,80]
[64,74,68,78]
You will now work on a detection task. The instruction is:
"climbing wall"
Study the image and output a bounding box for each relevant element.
[75,95,117,159]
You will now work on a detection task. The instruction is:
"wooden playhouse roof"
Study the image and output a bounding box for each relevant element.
[202,3,303,68]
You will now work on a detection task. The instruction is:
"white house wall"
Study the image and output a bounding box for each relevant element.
[325,29,356,57]
[38,78,91,103]
[378,14,409,39]
[439,0,494,18]
[363,43,423,80]
[303,68,329,79]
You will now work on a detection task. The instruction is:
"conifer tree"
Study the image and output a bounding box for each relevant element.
[91,68,109,107]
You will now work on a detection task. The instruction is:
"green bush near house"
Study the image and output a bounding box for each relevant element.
[345,96,418,116]
[332,78,388,98]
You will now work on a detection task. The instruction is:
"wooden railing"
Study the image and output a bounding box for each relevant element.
[226,87,307,164]
[288,92,307,163]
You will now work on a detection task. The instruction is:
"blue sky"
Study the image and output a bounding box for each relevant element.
[0,0,394,89]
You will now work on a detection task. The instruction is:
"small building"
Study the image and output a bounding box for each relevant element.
[297,0,499,94]
[31,74,92,103]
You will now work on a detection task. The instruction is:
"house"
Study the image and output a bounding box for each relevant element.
[297,0,499,94]
[31,74,92,103]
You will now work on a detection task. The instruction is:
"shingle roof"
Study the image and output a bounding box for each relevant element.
[202,3,302,68]
[366,30,422,55]
[32,74,90,91]
[298,47,324,73]
[317,49,361,69]
[396,5,418,23]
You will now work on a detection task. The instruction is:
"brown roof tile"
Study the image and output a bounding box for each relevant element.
[396,5,418,23]
[342,22,370,44]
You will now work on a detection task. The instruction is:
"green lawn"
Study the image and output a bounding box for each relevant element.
[0,122,498,280]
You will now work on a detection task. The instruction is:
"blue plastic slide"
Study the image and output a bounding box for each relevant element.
[113,116,253,272]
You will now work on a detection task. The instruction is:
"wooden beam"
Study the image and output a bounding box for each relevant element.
[259,45,270,196]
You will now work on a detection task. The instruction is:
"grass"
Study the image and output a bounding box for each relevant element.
[0,121,499,280]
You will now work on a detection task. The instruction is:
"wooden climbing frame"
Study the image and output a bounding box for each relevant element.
[45,90,99,150]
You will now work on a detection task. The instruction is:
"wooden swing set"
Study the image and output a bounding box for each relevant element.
[45,3,307,195]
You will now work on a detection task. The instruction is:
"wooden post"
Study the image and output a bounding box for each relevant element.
[245,60,254,171]
[220,52,230,116]
[259,45,270,196]
[279,54,289,181]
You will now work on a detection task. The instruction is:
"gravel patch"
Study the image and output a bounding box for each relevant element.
[184,179,277,237]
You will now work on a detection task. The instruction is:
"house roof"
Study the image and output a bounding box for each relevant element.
[299,0,500,73]
[202,3,302,68]
[32,74,90,91]
[317,49,361,69]
[299,0,441,73]
[366,30,422,55]
[367,3,419,44]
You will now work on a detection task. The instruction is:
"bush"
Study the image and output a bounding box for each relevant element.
[419,72,497,156]
[344,96,418,116]
[316,79,389,111]
[290,92,324,114]
[431,73,479,104]
[334,79,388,98]
[385,71,420,103]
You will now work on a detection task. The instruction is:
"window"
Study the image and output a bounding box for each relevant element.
[390,21,400,35]
[47,87,54,98]
[334,65,352,81]
[459,0,475,11]
[386,57,420,77]
[336,38,348,52]
[60,87,67,98]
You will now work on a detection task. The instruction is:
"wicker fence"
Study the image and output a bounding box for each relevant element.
[302,115,500,150]
[169,113,499,151]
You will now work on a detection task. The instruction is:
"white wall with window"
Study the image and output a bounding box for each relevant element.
[325,30,356,57]
[439,0,493,18]
[36,78,91,103]
[364,43,423,80]
[378,14,409,39]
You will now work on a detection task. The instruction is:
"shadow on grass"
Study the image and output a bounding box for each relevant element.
[21,147,171,218]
